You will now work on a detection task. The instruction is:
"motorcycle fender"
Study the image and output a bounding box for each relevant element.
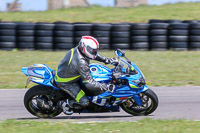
[132,85,149,106]
[132,95,142,106]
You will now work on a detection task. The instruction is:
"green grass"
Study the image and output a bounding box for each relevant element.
[0,3,200,23]
[0,119,200,133]
[0,50,200,89]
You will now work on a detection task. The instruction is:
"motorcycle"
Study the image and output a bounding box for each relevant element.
[21,49,158,118]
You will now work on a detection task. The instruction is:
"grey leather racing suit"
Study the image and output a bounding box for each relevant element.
[55,46,109,109]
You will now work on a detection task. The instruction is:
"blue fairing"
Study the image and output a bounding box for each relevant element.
[119,70,141,80]
[89,63,112,84]
[118,62,143,81]
[21,64,58,89]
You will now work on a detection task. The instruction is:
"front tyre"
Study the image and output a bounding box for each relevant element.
[24,85,62,118]
[120,89,158,116]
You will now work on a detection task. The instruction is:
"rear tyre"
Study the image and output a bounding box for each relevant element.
[24,85,62,118]
[120,89,158,116]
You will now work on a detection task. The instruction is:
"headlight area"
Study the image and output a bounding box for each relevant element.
[129,76,146,88]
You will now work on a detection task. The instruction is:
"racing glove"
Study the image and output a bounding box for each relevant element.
[100,83,115,93]
[105,58,118,66]
[105,58,111,64]
[107,84,115,93]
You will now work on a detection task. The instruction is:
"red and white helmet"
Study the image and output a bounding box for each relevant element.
[78,36,99,59]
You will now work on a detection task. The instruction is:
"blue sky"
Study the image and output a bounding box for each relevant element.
[148,0,200,5]
[0,0,47,11]
[0,0,200,11]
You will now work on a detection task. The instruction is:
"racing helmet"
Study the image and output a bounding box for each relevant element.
[78,36,99,59]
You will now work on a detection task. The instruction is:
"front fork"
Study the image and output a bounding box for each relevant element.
[132,85,149,106]
[132,95,142,106]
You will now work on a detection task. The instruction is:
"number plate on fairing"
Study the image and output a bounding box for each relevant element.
[92,96,107,106]
[91,96,128,106]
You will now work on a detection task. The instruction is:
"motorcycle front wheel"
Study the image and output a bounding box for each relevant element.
[24,85,62,118]
[120,89,158,116]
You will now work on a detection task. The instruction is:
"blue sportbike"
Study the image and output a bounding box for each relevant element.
[22,49,158,118]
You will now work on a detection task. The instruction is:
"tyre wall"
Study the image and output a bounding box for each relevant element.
[131,23,149,50]
[54,22,74,50]
[1,20,200,51]
[0,23,16,50]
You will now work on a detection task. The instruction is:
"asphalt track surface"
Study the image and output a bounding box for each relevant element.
[0,86,200,122]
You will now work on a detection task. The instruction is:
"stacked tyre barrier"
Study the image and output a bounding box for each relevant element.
[17,23,35,50]
[189,23,200,50]
[149,23,169,50]
[1,20,200,51]
[168,23,189,50]
[0,23,16,50]
[54,23,74,50]
[35,23,54,50]
[111,24,131,49]
[131,23,149,50]
[92,24,111,50]
[149,19,199,24]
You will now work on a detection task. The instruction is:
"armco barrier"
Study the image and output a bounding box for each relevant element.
[1,20,200,51]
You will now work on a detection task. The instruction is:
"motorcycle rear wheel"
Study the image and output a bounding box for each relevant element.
[120,89,158,116]
[24,85,62,118]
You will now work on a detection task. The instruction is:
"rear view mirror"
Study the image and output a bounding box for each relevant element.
[115,49,125,57]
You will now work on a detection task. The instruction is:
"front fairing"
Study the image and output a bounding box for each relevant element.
[118,62,146,89]
[114,50,146,89]
[112,85,149,97]
[131,62,145,81]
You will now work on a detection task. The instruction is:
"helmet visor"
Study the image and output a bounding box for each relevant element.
[86,45,98,56]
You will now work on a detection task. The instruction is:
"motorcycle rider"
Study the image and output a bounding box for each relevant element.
[55,36,116,115]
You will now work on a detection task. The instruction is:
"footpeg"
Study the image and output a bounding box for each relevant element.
[58,99,73,115]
